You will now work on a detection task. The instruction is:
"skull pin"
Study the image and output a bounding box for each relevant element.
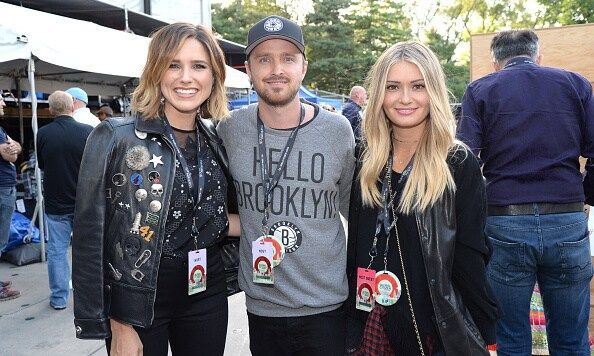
[151,183,164,197]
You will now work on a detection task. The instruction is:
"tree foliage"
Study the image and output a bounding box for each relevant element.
[211,0,291,44]
[212,0,592,101]
[302,0,358,93]
[535,0,594,25]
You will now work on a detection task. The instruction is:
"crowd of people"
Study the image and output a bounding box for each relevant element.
[0,13,592,356]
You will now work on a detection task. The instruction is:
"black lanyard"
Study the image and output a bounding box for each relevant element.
[162,117,205,206]
[257,104,305,233]
[368,153,414,269]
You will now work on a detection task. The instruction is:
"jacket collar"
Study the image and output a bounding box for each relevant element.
[347,98,362,109]
[133,112,219,145]
[503,56,535,69]
[134,113,166,135]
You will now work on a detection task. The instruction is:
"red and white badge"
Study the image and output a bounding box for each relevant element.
[356,267,376,312]
[252,240,274,284]
[188,249,206,295]
[256,235,285,267]
[374,270,402,306]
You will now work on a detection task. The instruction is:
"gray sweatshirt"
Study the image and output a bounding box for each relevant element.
[217,103,355,317]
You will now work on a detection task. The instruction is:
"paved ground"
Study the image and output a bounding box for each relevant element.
[0,248,251,355]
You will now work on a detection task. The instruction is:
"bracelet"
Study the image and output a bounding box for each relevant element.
[487,344,497,351]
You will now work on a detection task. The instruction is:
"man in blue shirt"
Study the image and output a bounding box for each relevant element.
[457,29,594,355]
[0,92,21,301]
[341,85,367,139]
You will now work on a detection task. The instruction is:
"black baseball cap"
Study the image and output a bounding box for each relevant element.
[245,15,305,57]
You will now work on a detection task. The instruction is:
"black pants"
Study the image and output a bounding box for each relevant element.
[107,257,228,356]
[248,307,345,356]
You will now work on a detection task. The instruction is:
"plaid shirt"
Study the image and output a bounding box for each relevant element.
[354,305,395,356]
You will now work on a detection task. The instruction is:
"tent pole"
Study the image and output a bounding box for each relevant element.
[15,78,24,147]
[28,57,45,262]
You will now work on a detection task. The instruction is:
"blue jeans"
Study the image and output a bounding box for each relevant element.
[46,213,73,308]
[0,186,15,257]
[486,208,591,356]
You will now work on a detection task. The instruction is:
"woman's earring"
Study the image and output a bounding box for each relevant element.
[160,96,165,104]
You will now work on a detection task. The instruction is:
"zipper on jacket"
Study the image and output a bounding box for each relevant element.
[148,133,176,325]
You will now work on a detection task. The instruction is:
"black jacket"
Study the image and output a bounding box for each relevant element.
[37,115,93,214]
[72,114,236,339]
[346,145,497,355]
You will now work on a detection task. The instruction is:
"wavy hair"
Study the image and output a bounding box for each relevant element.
[132,23,229,120]
[359,41,458,214]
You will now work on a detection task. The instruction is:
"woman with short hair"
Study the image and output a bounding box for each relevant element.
[72,23,239,356]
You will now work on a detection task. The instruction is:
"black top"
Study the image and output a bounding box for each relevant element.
[380,171,440,354]
[347,150,499,353]
[37,115,93,214]
[160,127,229,296]
[161,127,229,258]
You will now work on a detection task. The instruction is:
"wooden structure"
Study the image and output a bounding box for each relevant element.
[470,24,594,83]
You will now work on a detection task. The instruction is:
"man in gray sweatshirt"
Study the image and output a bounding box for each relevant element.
[217,15,355,355]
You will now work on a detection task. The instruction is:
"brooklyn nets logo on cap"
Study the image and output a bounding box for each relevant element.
[263,17,283,32]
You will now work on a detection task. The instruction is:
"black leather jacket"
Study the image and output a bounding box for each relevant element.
[72,114,234,339]
[346,145,491,355]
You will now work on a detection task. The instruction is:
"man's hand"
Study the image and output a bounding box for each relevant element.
[110,318,143,356]
[585,204,590,218]
[5,138,21,155]
[0,140,18,163]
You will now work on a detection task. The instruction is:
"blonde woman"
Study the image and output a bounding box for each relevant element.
[345,41,499,355]
[72,23,239,355]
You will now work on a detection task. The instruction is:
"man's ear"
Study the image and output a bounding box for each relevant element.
[301,59,308,80]
[492,60,501,72]
[535,53,543,65]
[245,60,252,82]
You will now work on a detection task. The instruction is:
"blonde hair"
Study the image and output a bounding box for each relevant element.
[132,23,229,120]
[359,41,457,214]
[48,90,74,116]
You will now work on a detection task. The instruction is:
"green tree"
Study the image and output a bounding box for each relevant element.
[303,0,359,93]
[535,0,594,25]
[423,0,538,101]
[348,0,412,77]
[211,0,292,45]
[304,0,411,95]
[424,30,469,102]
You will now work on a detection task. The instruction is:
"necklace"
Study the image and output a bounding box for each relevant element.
[394,150,414,165]
[393,137,419,144]
[171,125,196,133]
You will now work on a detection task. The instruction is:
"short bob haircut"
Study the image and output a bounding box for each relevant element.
[132,23,229,120]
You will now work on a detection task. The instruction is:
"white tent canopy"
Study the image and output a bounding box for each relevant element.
[0,2,250,261]
[0,2,250,94]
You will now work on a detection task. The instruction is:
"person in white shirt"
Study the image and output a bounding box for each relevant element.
[65,87,100,128]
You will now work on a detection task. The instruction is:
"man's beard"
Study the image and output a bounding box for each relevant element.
[253,81,300,108]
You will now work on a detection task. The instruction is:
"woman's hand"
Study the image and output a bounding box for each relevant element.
[110,318,143,356]
[227,213,241,237]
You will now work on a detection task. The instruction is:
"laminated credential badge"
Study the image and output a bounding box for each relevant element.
[252,240,274,284]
